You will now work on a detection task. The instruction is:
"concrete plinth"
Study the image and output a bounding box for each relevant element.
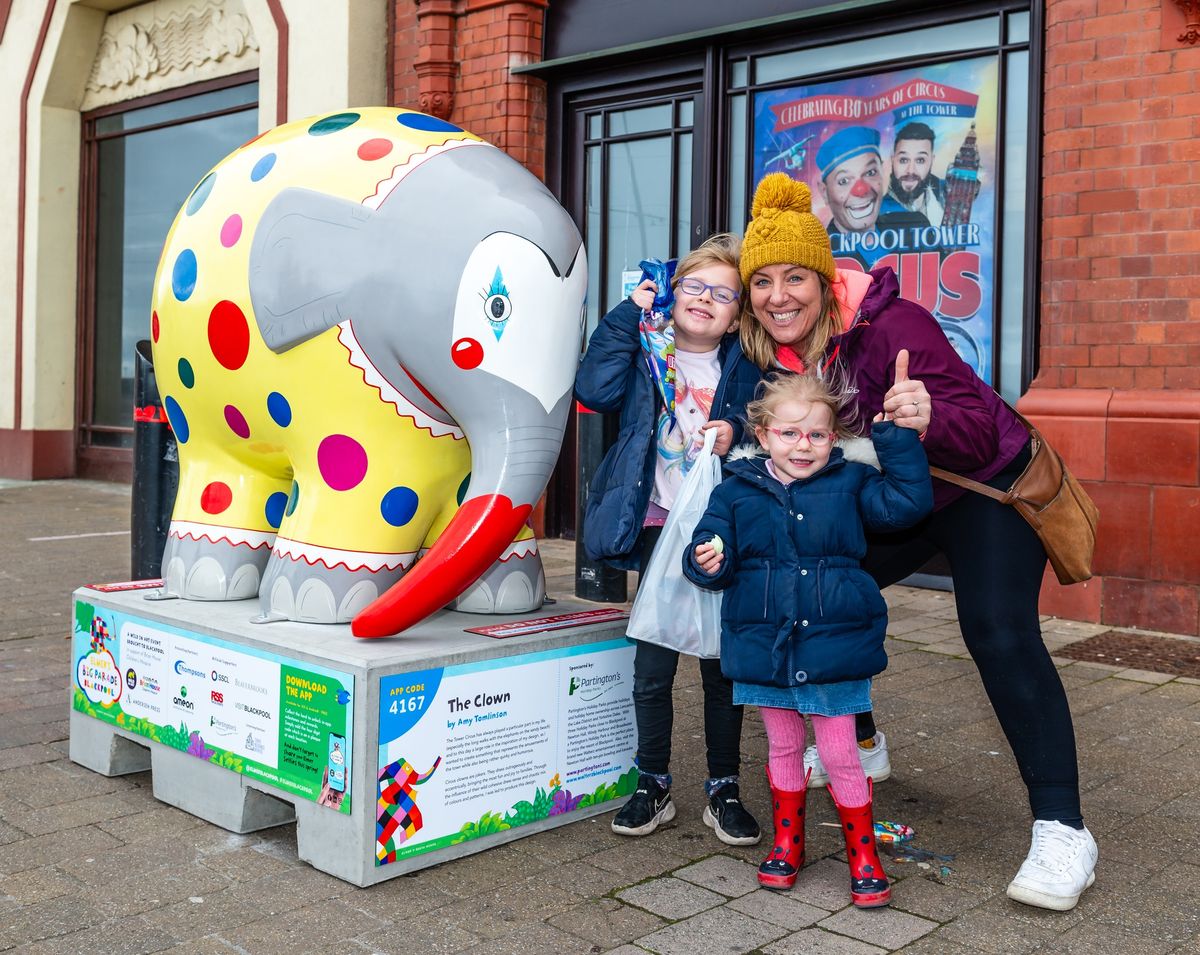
[69,587,635,886]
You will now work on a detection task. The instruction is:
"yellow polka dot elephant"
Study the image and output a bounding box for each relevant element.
[150,108,586,637]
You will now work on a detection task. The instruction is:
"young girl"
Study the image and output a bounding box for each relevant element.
[684,374,932,905]
[575,234,763,845]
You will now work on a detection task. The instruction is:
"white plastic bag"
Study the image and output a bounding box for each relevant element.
[627,428,723,658]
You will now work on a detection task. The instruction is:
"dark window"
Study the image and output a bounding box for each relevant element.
[78,75,258,477]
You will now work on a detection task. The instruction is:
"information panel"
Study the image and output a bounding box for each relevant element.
[376,638,637,865]
[72,596,354,813]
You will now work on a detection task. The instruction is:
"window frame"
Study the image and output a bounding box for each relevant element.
[75,70,258,480]
[720,4,1039,396]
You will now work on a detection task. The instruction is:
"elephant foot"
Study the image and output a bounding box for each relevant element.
[451,541,546,615]
[161,525,272,601]
[260,541,411,624]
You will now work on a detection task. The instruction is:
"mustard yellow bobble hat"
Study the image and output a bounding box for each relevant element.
[740,173,835,285]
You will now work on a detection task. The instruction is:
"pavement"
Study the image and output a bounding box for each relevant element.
[2,478,1200,955]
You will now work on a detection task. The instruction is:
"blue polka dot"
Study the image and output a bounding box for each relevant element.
[265,492,289,529]
[381,486,420,527]
[285,480,299,517]
[186,173,215,215]
[172,250,197,302]
[251,153,276,182]
[456,474,470,505]
[164,396,189,444]
[309,113,360,136]
[397,113,462,134]
[178,358,194,389]
[267,391,292,427]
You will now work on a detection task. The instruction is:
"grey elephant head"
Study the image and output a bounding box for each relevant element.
[247,141,585,636]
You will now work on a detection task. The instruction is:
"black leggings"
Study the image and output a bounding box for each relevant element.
[630,527,744,779]
[861,443,1083,825]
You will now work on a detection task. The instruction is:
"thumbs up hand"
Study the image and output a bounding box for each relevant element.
[877,348,930,434]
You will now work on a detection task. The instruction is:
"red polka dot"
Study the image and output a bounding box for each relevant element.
[220,214,243,248]
[452,337,484,370]
[208,300,250,370]
[317,434,368,491]
[151,311,159,343]
[200,481,232,514]
[358,138,394,161]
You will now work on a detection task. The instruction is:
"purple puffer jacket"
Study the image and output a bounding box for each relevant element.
[832,267,1028,510]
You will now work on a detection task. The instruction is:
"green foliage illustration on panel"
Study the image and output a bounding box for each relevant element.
[451,766,639,845]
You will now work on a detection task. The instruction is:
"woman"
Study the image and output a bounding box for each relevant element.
[710,173,1097,912]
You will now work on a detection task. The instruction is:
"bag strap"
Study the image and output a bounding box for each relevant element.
[926,395,1036,504]
[928,466,1011,503]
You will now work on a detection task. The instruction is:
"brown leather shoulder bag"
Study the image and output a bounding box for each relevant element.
[929,410,1099,585]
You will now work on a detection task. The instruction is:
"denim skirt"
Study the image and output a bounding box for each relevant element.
[733,677,871,717]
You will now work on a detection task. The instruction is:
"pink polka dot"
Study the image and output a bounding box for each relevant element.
[201,481,232,514]
[224,405,250,438]
[220,214,243,247]
[208,300,249,370]
[358,138,393,161]
[151,311,159,343]
[317,434,368,491]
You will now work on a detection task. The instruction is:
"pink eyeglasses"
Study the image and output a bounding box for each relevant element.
[764,426,835,448]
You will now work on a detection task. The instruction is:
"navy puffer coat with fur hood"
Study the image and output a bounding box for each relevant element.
[683,422,933,688]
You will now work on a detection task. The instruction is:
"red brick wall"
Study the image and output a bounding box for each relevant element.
[391,1,421,109]
[1040,0,1200,391]
[389,0,547,180]
[1032,0,1200,635]
[453,2,547,178]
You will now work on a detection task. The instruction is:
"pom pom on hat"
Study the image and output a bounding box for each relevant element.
[741,174,835,284]
[751,173,814,217]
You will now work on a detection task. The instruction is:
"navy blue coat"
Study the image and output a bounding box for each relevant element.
[573,299,762,568]
[683,423,933,688]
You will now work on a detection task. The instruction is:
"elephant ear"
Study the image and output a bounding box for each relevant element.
[249,188,382,353]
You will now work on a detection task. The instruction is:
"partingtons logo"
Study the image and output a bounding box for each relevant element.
[568,667,624,701]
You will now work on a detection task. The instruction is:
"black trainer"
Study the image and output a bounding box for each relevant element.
[611,774,676,836]
[702,781,762,846]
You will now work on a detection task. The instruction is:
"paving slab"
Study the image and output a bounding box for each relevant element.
[726,888,830,929]
[546,897,667,949]
[617,875,727,919]
[636,903,789,955]
[817,905,938,949]
[763,928,888,955]
[671,854,761,898]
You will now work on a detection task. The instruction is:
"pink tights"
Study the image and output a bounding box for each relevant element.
[759,707,868,807]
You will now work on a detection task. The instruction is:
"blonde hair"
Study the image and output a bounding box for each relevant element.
[738,271,841,372]
[744,372,857,440]
[673,232,741,292]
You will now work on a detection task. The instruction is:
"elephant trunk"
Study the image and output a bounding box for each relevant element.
[351,421,565,637]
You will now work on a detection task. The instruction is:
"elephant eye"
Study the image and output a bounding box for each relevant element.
[480,266,512,340]
[485,293,512,323]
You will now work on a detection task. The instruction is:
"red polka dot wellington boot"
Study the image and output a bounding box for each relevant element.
[829,778,892,908]
[758,766,809,890]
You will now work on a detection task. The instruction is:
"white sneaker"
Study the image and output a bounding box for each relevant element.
[1006,820,1098,911]
[803,731,891,788]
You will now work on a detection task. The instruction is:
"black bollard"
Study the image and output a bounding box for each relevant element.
[574,407,628,602]
[130,339,179,580]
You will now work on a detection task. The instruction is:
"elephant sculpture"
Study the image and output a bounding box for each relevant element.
[150,108,586,637]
